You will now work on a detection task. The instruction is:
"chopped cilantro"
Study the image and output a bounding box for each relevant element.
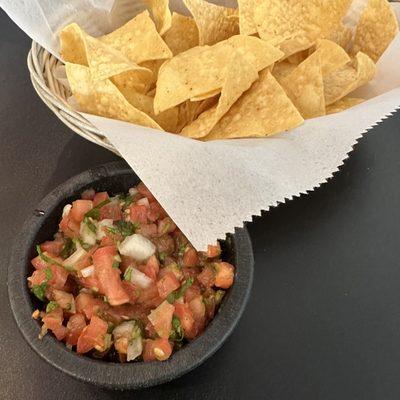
[31,282,47,301]
[118,193,134,209]
[36,245,75,272]
[84,199,111,220]
[112,261,120,269]
[169,316,184,342]
[124,266,133,281]
[158,252,166,262]
[215,290,225,305]
[167,278,194,304]
[77,238,92,252]
[46,301,58,313]
[178,244,186,258]
[107,221,139,237]
[60,238,75,259]
[44,267,52,281]
[83,216,97,233]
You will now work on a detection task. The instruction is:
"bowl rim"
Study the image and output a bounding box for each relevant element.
[7,161,254,390]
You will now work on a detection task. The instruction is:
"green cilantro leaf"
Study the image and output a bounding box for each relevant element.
[112,261,120,269]
[36,245,75,272]
[167,278,194,304]
[83,216,97,233]
[31,282,47,301]
[123,266,133,281]
[84,199,111,220]
[44,267,53,281]
[60,238,75,259]
[169,316,184,342]
[46,301,59,313]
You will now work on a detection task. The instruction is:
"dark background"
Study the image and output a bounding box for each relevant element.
[1,8,400,400]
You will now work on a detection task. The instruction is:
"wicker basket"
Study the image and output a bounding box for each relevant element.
[27,41,120,155]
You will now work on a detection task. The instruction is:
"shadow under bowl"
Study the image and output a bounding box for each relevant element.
[7,161,254,390]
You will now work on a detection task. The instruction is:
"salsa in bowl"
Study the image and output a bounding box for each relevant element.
[8,161,253,389]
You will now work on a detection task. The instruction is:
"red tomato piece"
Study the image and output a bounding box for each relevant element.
[79,274,100,291]
[148,300,175,339]
[157,217,176,235]
[143,338,172,362]
[174,302,195,338]
[120,255,136,273]
[93,192,109,207]
[81,188,95,200]
[77,315,108,354]
[75,293,106,320]
[137,182,155,201]
[137,223,158,238]
[189,295,206,336]
[48,264,69,290]
[70,200,93,223]
[75,246,98,271]
[53,325,68,341]
[52,289,75,311]
[59,214,80,238]
[100,201,122,221]
[152,235,175,254]
[40,239,64,257]
[28,269,47,287]
[42,307,65,340]
[31,255,48,270]
[93,246,129,306]
[66,314,87,346]
[157,272,180,299]
[143,255,160,281]
[121,281,139,304]
[214,262,234,289]
[136,283,162,309]
[182,247,199,267]
[197,265,216,288]
[207,243,221,258]
[184,284,202,303]
[129,204,148,224]
[147,201,168,222]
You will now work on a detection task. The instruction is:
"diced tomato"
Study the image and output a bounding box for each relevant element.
[70,200,93,223]
[143,255,160,281]
[42,307,66,339]
[77,315,108,354]
[152,235,175,254]
[148,300,175,338]
[75,293,106,320]
[129,204,148,224]
[52,289,75,312]
[137,182,155,201]
[137,283,163,309]
[183,247,199,267]
[53,325,68,341]
[197,265,216,288]
[103,303,144,325]
[203,291,216,321]
[173,230,189,250]
[137,223,158,238]
[214,262,234,289]
[59,213,80,238]
[100,201,122,221]
[79,274,101,291]
[40,239,64,257]
[189,295,206,336]
[31,255,48,270]
[147,201,168,222]
[157,272,180,299]
[174,302,195,338]
[75,246,98,271]
[28,269,47,287]
[157,217,176,235]
[100,235,115,247]
[81,188,95,200]
[93,191,109,207]
[48,264,69,290]
[93,246,129,306]
[207,243,221,258]
[121,281,139,304]
[184,284,202,303]
[143,338,172,362]
[66,314,87,346]
[120,255,136,273]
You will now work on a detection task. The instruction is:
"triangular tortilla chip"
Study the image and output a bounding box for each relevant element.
[204,70,304,140]
[100,11,172,64]
[183,0,239,45]
[327,23,352,51]
[313,39,351,76]
[162,12,199,55]
[154,35,283,113]
[254,0,351,57]
[326,97,364,115]
[324,51,376,105]
[280,52,325,119]
[272,61,297,84]
[60,23,87,65]
[144,0,172,35]
[237,0,258,35]
[181,52,259,138]
[352,0,399,62]
[65,63,161,130]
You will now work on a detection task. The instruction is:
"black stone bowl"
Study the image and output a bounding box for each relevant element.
[7,161,254,390]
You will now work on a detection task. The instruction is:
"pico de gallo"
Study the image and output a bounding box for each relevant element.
[28,183,235,362]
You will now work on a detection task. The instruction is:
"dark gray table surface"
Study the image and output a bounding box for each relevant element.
[1,8,400,400]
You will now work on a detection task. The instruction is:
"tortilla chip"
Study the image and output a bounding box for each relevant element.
[204,70,304,140]
[190,89,221,102]
[326,97,364,115]
[324,51,376,105]
[327,23,353,51]
[314,39,351,76]
[254,0,352,57]
[237,0,257,35]
[272,61,297,84]
[162,12,199,55]
[280,52,325,119]
[353,0,399,63]
[139,59,165,92]
[65,63,161,130]
[154,35,283,113]
[286,50,309,65]
[60,23,87,65]
[144,0,172,35]
[100,11,172,64]
[181,52,259,138]
[183,0,239,45]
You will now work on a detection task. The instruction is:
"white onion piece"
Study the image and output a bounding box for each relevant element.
[137,197,150,208]
[80,221,97,246]
[130,268,152,289]
[127,337,143,362]
[81,265,95,278]
[62,204,72,217]
[128,187,138,197]
[96,219,114,240]
[118,234,156,262]
[63,245,87,267]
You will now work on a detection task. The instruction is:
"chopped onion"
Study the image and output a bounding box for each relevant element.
[118,234,156,262]
[127,337,143,362]
[81,265,95,278]
[128,187,138,197]
[80,221,97,245]
[137,197,150,208]
[63,244,87,267]
[96,219,114,240]
[130,268,152,289]
[62,204,72,217]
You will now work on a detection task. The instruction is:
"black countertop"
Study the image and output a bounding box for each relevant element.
[1,8,400,400]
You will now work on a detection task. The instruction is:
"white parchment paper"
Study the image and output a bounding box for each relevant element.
[1,0,399,249]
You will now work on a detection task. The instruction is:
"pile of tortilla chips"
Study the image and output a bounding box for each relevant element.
[61,0,398,141]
